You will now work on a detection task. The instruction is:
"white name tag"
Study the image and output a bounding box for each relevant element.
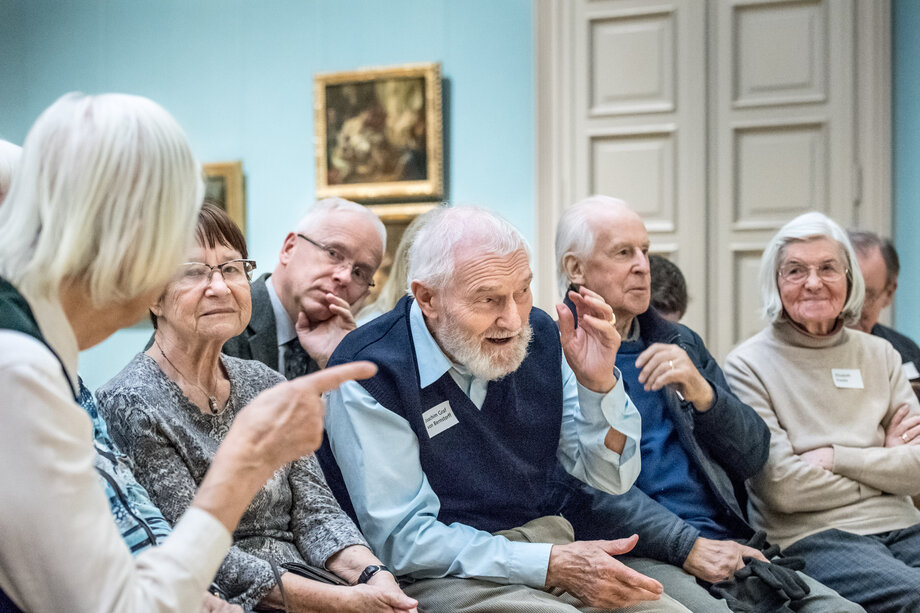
[832,368,864,389]
[903,361,920,380]
[422,401,459,438]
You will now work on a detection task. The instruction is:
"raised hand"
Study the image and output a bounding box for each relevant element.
[545,535,662,608]
[556,287,620,393]
[297,292,358,368]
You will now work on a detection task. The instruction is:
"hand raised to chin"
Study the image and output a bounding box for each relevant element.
[296,293,358,368]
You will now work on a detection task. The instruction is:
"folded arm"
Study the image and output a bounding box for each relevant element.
[724,355,880,514]
[832,359,920,495]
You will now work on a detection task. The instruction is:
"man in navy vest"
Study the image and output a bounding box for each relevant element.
[324,206,689,612]
[555,196,863,612]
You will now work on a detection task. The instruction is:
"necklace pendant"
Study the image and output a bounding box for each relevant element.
[208,396,218,414]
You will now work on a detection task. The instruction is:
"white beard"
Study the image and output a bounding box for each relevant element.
[436,315,533,381]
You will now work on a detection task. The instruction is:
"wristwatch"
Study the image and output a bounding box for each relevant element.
[357,564,391,584]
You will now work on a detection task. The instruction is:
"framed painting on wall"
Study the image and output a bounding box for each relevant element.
[314,62,443,202]
[203,161,246,234]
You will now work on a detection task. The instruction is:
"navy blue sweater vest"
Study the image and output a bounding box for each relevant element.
[323,295,564,533]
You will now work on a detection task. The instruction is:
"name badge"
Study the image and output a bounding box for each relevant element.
[422,401,459,438]
[903,361,920,380]
[832,368,864,389]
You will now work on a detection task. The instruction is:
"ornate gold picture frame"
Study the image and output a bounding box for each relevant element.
[314,62,443,202]
[203,161,246,235]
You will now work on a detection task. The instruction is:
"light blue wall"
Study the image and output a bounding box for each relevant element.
[893,0,920,341]
[0,0,535,391]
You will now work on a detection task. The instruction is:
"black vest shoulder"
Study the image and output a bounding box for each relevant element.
[0,277,75,401]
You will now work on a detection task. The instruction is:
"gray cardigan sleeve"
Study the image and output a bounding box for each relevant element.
[98,388,278,610]
[288,455,369,567]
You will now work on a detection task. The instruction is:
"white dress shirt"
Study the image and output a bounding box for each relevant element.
[266,276,297,374]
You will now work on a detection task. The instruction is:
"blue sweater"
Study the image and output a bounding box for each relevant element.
[557,296,770,566]
[617,337,735,540]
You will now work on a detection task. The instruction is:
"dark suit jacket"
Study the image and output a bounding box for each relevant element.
[222,273,319,377]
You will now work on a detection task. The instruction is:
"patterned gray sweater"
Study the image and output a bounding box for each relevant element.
[97,353,367,610]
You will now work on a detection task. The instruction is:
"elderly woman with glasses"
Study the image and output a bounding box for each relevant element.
[725,211,920,612]
[97,203,416,613]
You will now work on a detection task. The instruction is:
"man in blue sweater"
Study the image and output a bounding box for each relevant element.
[555,195,862,612]
[324,206,688,612]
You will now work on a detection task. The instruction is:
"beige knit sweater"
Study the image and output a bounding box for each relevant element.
[724,320,920,548]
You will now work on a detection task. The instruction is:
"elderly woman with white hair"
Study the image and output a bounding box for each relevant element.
[0,92,373,612]
[724,211,920,612]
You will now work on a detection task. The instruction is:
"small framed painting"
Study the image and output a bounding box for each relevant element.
[203,161,246,234]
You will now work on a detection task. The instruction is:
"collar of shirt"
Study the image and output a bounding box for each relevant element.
[408,301,489,408]
[24,290,80,395]
[409,299,453,388]
[624,317,641,342]
[267,276,297,347]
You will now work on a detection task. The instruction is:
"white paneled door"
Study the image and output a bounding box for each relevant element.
[535,0,890,359]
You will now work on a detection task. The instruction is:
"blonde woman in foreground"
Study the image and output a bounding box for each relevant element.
[0,92,374,612]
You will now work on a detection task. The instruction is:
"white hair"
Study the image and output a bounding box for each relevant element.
[760,211,865,325]
[555,195,630,296]
[0,139,22,205]
[408,205,529,292]
[296,197,386,247]
[0,93,203,305]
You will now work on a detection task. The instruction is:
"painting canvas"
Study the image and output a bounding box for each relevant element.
[202,161,246,235]
[315,62,443,201]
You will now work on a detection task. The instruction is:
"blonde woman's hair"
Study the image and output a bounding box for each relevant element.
[0,93,203,305]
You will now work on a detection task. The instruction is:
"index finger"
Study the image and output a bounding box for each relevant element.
[325,292,351,309]
[616,566,663,594]
[291,360,378,394]
[577,285,605,303]
[577,288,613,314]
